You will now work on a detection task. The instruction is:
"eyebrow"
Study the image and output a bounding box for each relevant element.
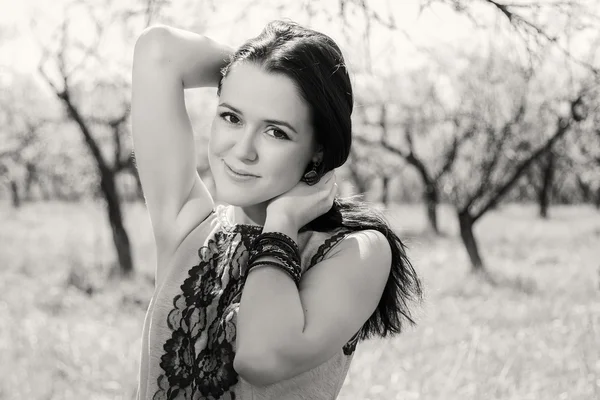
[219,102,299,135]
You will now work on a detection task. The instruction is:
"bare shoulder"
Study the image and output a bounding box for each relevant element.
[302,228,392,296]
[325,229,392,268]
[280,229,391,372]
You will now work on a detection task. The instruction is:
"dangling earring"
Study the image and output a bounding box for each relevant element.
[302,161,321,186]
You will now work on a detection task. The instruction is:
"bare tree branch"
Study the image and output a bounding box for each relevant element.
[462,100,527,212]
[434,120,477,181]
[471,92,587,220]
[37,50,61,95]
[423,0,600,75]
[339,0,397,29]
[67,6,105,77]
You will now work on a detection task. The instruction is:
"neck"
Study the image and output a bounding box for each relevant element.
[231,203,267,227]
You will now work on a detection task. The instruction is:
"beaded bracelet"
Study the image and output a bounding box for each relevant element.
[249,232,301,265]
[247,259,301,286]
[247,232,302,286]
[248,246,300,268]
[249,251,296,268]
[248,250,301,285]
[255,232,300,255]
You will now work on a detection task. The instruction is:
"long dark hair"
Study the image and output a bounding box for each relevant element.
[218,20,422,341]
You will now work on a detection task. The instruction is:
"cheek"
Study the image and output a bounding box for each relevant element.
[266,146,308,174]
[208,118,224,155]
[208,120,239,167]
[260,153,310,199]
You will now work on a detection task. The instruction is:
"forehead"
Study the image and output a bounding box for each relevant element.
[219,62,312,131]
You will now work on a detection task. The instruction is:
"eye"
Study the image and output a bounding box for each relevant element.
[220,112,241,124]
[266,127,290,140]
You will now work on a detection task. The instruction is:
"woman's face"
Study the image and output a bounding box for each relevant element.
[208,62,320,207]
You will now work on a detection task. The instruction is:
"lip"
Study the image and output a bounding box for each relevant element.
[223,160,260,180]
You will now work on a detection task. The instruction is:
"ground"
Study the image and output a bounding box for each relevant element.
[0,201,598,400]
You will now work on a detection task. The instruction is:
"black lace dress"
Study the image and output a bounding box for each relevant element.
[136,205,361,400]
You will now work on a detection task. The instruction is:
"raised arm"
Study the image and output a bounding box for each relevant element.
[132,26,233,267]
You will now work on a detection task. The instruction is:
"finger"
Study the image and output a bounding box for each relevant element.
[329,182,338,197]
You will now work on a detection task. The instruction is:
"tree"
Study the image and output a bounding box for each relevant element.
[35,2,140,276]
[523,144,578,218]
[569,102,600,208]
[444,61,592,273]
[531,149,557,218]
[0,72,56,207]
[346,150,370,195]
[348,0,599,272]
[353,68,478,234]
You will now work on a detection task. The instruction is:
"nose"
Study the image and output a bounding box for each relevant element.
[230,128,258,162]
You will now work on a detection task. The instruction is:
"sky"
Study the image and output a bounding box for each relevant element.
[0,0,482,75]
[1,0,597,94]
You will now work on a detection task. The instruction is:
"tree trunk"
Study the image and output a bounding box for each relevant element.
[381,175,389,205]
[24,162,36,201]
[59,91,134,276]
[348,164,368,194]
[39,178,51,200]
[424,183,440,234]
[407,152,440,234]
[458,210,485,273]
[10,180,20,208]
[576,174,591,201]
[538,152,555,218]
[100,170,133,276]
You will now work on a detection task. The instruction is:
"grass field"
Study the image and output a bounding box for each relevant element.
[0,201,598,400]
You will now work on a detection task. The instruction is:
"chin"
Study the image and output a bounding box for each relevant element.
[214,181,269,207]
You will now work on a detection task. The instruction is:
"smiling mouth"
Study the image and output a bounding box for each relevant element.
[223,161,260,178]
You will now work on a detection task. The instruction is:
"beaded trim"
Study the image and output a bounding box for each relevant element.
[248,232,302,286]
[308,228,353,270]
[247,260,301,284]
[216,204,263,232]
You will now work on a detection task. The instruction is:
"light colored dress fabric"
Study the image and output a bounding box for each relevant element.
[136,204,361,400]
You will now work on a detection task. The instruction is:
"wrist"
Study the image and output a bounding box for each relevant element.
[249,228,302,286]
[262,216,299,241]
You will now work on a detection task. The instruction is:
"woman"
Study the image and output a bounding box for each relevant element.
[132,20,422,400]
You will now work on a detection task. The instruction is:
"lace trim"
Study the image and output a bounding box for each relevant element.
[343,330,360,356]
[307,228,353,270]
[216,204,263,233]
[307,228,362,356]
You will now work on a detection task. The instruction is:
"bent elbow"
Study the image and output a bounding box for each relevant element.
[134,25,173,64]
[233,351,284,387]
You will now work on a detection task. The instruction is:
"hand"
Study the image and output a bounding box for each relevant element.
[265,170,338,230]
